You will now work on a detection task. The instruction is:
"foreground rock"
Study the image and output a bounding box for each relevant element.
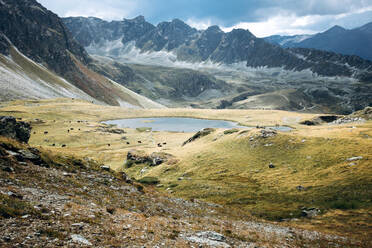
[0,116,31,143]
[185,231,230,248]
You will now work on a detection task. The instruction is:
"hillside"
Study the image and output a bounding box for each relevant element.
[0,98,371,247]
[2,107,370,247]
[0,0,164,108]
[265,23,372,61]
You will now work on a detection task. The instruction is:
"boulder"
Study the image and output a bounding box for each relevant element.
[0,116,31,143]
[126,150,173,167]
[260,129,277,138]
[100,165,110,171]
[185,231,230,248]
[70,234,92,246]
[346,156,363,161]
[301,207,320,218]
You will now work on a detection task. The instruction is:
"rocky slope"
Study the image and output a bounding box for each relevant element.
[265,23,372,62]
[90,56,233,107]
[0,0,163,108]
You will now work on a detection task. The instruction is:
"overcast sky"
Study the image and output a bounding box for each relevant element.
[37,0,372,37]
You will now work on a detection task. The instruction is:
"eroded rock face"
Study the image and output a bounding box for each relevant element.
[126,150,173,167]
[0,116,31,143]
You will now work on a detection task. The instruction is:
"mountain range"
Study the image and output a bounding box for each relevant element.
[63,16,372,113]
[265,23,372,62]
[63,16,372,79]
[0,0,371,114]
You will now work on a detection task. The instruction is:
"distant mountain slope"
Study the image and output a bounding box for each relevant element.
[90,55,232,107]
[63,16,372,80]
[0,0,164,108]
[264,34,313,47]
[265,23,372,61]
[0,45,98,102]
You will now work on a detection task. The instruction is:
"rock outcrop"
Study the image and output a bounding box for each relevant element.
[126,150,173,167]
[0,116,31,143]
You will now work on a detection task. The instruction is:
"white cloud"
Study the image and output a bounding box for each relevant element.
[185,18,213,30]
[222,6,372,37]
[221,15,320,37]
[38,0,140,20]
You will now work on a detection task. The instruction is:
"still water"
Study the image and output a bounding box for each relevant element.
[103,117,292,133]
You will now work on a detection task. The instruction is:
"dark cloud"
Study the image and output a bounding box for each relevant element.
[37,0,372,36]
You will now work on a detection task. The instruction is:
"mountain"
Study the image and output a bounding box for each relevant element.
[0,0,163,108]
[62,16,372,113]
[64,16,372,79]
[264,34,313,47]
[265,23,372,61]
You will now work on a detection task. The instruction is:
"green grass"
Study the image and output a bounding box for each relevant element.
[0,194,39,218]
[147,131,372,221]
[138,177,160,185]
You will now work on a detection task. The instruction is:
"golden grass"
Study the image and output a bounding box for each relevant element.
[0,98,371,240]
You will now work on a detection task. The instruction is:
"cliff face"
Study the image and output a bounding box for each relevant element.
[0,0,90,75]
[0,0,164,108]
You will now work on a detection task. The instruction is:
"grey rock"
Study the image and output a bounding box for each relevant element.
[185,231,230,247]
[70,234,92,246]
[260,129,277,138]
[346,156,363,161]
[296,185,305,191]
[301,207,321,218]
[18,150,39,160]
[100,165,110,171]
[0,116,31,143]
[2,166,14,172]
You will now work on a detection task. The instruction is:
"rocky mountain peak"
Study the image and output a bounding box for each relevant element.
[357,21,372,33]
[157,18,196,34]
[205,25,223,33]
[325,25,346,34]
[130,15,146,23]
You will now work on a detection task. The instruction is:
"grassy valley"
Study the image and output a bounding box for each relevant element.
[1,98,371,246]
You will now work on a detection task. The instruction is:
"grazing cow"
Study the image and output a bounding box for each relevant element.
[78,128,81,131]
[163,142,167,145]
[138,141,142,144]
[52,144,55,146]
[70,128,74,130]
[33,132,36,134]
[44,131,48,135]
[67,130,70,133]
[126,142,130,145]
[157,143,162,147]
[62,144,66,147]
[108,144,111,147]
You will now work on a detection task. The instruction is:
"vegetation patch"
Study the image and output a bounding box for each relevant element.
[0,194,39,218]
[223,128,240,135]
[138,177,160,185]
[182,128,215,146]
